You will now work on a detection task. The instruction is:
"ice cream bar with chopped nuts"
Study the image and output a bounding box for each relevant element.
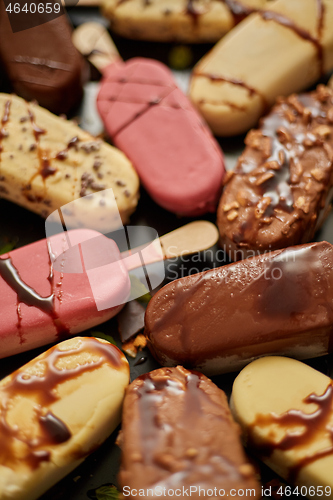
[0,336,130,500]
[218,85,333,261]
[73,23,225,216]
[145,241,333,375]
[101,0,266,43]
[0,93,139,230]
[119,366,260,499]
[0,1,86,115]
[231,357,333,494]
[190,0,333,136]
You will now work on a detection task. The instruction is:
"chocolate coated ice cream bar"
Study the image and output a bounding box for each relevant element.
[119,366,259,499]
[218,85,333,261]
[0,2,86,114]
[146,241,333,375]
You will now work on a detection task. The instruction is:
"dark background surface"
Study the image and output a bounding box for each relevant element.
[1,6,333,499]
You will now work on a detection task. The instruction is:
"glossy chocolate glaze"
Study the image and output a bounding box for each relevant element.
[249,383,333,482]
[193,72,268,113]
[0,338,124,470]
[218,85,333,259]
[0,2,85,114]
[145,241,333,374]
[119,366,259,496]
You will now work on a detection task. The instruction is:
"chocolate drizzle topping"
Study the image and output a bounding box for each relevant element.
[194,73,268,112]
[259,10,324,75]
[249,383,333,482]
[0,255,69,341]
[23,106,57,198]
[0,338,123,470]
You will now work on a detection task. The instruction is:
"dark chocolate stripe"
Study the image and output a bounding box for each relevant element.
[260,10,323,75]
[249,383,333,483]
[194,72,268,111]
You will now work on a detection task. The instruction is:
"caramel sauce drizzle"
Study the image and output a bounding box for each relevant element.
[0,338,123,470]
[259,10,324,75]
[249,383,333,482]
[22,104,57,203]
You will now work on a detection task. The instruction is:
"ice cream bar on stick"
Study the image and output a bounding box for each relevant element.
[190,0,333,136]
[145,240,333,376]
[0,93,139,231]
[231,357,333,495]
[0,336,130,500]
[73,22,225,216]
[0,1,86,115]
[119,366,260,499]
[0,221,218,359]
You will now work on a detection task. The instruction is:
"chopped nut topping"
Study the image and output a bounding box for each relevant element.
[305,179,313,192]
[302,107,312,124]
[295,196,310,213]
[261,217,273,225]
[223,201,239,212]
[278,149,286,165]
[323,142,333,162]
[263,160,280,171]
[239,464,255,478]
[277,127,292,143]
[311,168,325,182]
[185,448,198,458]
[287,95,304,115]
[245,129,262,150]
[255,171,274,186]
[284,109,297,123]
[222,170,234,186]
[227,210,238,221]
[290,161,303,184]
[313,125,331,138]
[317,84,332,102]
[255,196,271,219]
